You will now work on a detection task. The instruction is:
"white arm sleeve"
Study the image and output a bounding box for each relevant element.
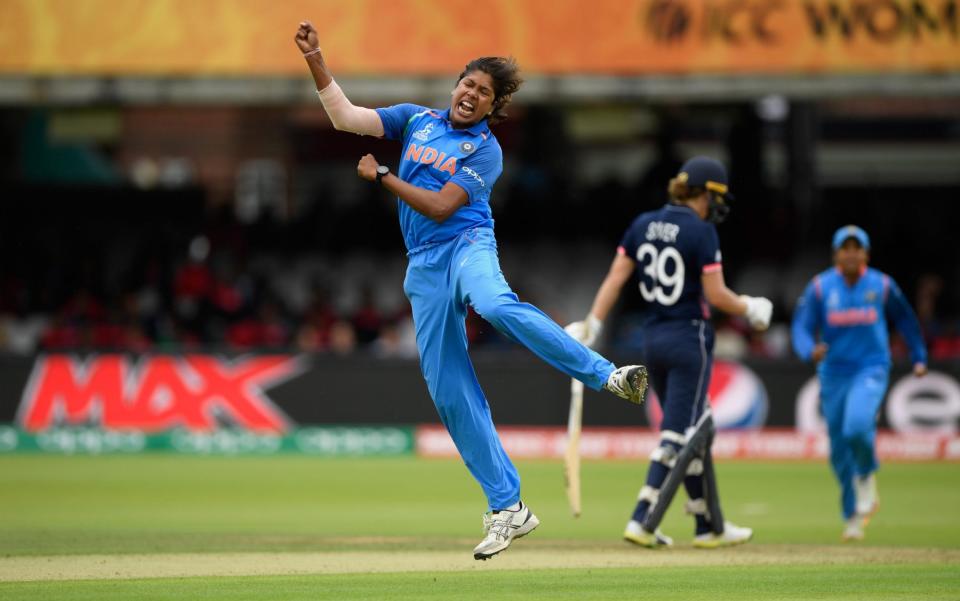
[316,80,384,137]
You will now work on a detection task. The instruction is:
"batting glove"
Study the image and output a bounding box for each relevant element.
[565,314,603,347]
[740,295,773,331]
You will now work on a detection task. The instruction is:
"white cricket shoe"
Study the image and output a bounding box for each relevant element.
[604,365,649,405]
[623,520,673,548]
[692,521,753,549]
[473,502,540,560]
[854,474,879,521]
[842,515,865,542]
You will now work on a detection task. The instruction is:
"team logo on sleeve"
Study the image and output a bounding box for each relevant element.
[458,141,477,155]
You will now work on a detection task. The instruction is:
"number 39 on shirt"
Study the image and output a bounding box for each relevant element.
[636,243,685,306]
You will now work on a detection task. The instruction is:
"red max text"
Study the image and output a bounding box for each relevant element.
[18,355,300,433]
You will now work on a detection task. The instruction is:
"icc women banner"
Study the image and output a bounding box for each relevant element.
[0,0,957,76]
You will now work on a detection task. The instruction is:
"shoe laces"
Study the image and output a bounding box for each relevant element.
[606,369,629,396]
[482,510,519,541]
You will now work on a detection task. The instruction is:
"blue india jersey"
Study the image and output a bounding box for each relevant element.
[618,204,722,325]
[791,267,927,373]
[375,104,501,251]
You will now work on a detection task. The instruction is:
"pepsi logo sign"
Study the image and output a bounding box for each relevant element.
[645,360,769,430]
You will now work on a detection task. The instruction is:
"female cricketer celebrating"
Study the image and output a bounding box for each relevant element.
[792,225,927,541]
[295,21,648,560]
[566,157,771,548]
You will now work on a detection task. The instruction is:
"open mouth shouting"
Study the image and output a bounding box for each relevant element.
[456,98,476,119]
[450,71,495,126]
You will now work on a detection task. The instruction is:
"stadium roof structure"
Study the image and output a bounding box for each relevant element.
[2,73,960,106]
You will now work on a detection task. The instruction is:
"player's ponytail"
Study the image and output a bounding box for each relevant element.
[458,57,523,125]
[668,176,703,203]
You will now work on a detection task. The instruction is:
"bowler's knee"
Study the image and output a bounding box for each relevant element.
[829,443,848,465]
[471,292,518,326]
[842,423,873,448]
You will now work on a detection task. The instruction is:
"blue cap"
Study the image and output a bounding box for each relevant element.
[832,225,870,251]
[678,156,731,198]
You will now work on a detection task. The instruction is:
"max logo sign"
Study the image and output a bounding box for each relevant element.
[17,355,301,433]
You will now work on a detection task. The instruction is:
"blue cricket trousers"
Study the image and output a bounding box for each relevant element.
[403,227,615,510]
[819,364,889,520]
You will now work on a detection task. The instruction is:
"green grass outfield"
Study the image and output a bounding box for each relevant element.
[1,455,958,600]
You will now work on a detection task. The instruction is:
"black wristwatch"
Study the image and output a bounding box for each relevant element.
[375,165,390,185]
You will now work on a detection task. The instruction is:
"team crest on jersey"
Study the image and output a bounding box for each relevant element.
[827,290,840,308]
[412,122,435,142]
[458,141,477,155]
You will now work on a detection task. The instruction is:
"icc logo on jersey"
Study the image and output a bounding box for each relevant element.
[412,122,435,142]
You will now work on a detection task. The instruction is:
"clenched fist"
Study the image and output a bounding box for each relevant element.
[357,154,380,182]
[294,21,320,53]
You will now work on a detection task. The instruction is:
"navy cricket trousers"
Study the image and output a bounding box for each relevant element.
[643,319,716,435]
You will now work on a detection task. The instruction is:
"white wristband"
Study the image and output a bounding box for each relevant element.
[303,47,322,58]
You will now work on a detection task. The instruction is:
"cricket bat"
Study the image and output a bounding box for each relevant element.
[564,378,584,517]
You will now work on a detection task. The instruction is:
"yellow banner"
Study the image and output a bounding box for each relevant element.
[0,0,957,75]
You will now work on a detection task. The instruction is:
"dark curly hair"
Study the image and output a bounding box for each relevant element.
[457,57,523,126]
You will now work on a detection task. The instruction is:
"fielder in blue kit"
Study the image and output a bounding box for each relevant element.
[295,21,648,560]
[567,157,772,548]
[792,225,927,541]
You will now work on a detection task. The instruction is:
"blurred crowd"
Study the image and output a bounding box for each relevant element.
[2,105,958,361]
[0,235,415,359]
[1,226,956,361]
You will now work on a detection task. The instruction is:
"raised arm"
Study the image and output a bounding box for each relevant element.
[295,21,384,137]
